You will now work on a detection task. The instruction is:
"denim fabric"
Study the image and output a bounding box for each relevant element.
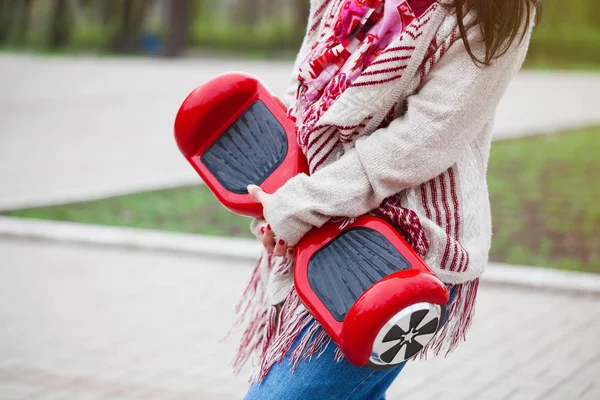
[244,329,406,400]
[244,286,457,400]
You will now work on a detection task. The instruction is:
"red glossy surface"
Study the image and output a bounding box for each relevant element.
[294,216,449,361]
[174,73,450,367]
[173,72,307,218]
[341,269,449,366]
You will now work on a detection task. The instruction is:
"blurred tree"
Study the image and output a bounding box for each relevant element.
[194,0,210,18]
[231,0,260,28]
[164,0,191,57]
[13,0,33,44]
[294,0,310,30]
[0,0,17,44]
[110,0,150,53]
[101,0,118,26]
[261,0,277,21]
[48,0,73,48]
[590,0,600,27]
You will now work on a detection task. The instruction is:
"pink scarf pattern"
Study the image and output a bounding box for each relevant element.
[292,0,424,151]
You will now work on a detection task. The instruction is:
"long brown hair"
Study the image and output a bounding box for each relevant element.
[452,0,542,65]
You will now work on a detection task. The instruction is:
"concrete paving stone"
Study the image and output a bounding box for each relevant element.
[396,390,447,400]
[502,396,541,400]
[575,359,600,386]
[541,388,588,400]
[31,372,198,400]
[386,389,431,400]
[26,389,108,400]
[580,388,600,400]
[544,357,600,398]
[0,383,40,399]
[504,383,551,400]
[428,304,598,397]
[529,355,598,387]
[2,237,600,399]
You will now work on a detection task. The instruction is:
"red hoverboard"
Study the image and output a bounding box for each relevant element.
[174,72,449,369]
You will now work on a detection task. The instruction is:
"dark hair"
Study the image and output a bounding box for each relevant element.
[452,0,542,65]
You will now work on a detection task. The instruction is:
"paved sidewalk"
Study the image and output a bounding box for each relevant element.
[1,237,599,399]
[1,54,599,210]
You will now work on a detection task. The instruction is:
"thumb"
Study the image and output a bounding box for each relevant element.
[247,184,265,203]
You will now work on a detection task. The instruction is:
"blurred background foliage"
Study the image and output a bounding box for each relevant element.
[0,0,599,67]
[0,0,309,58]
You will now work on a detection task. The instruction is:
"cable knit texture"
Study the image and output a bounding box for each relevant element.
[234,0,535,383]
[265,1,532,284]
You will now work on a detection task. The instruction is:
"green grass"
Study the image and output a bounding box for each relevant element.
[190,17,303,58]
[524,0,600,69]
[4,185,254,239]
[487,126,600,273]
[3,127,599,273]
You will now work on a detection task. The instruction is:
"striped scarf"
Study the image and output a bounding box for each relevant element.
[233,0,481,384]
[292,0,427,155]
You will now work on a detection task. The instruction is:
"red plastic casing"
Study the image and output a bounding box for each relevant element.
[174,72,308,218]
[174,73,450,367]
[294,216,450,366]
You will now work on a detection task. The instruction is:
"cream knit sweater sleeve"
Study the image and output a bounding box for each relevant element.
[263,26,533,246]
[249,5,320,239]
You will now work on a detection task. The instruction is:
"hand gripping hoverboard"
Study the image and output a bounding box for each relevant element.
[174,72,449,369]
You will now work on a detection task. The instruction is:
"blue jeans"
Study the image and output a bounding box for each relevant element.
[244,286,457,399]
[243,328,406,400]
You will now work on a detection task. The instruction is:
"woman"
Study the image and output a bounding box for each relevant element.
[234,0,540,398]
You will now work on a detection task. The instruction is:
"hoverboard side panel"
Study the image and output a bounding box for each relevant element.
[307,228,412,322]
[174,72,306,218]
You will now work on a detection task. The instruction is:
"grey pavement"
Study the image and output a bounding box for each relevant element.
[1,53,600,211]
[1,237,599,399]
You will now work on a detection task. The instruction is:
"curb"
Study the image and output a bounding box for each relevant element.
[1,216,599,295]
[0,216,261,261]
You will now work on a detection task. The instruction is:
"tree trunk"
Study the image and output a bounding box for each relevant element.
[0,0,17,44]
[164,0,191,57]
[48,0,72,48]
[294,0,310,31]
[589,0,600,28]
[101,0,118,26]
[111,0,149,53]
[112,0,134,52]
[261,0,282,23]
[231,0,260,28]
[13,0,32,44]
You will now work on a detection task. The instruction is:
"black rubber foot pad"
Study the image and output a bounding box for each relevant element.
[307,228,412,322]
[201,100,288,194]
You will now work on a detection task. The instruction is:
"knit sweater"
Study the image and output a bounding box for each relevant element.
[261,0,533,285]
[236,0,535,381]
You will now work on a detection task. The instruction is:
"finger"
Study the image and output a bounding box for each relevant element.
[247,185,265,203]
[258,222,268,239]
[286,247,296,260]
[274,239,287,257]
[262,224,276,253]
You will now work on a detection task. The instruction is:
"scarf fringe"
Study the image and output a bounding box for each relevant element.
[232,255,480,383]
[332,216,357,230]
[231,256,328,384]
[416,278,480,360]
